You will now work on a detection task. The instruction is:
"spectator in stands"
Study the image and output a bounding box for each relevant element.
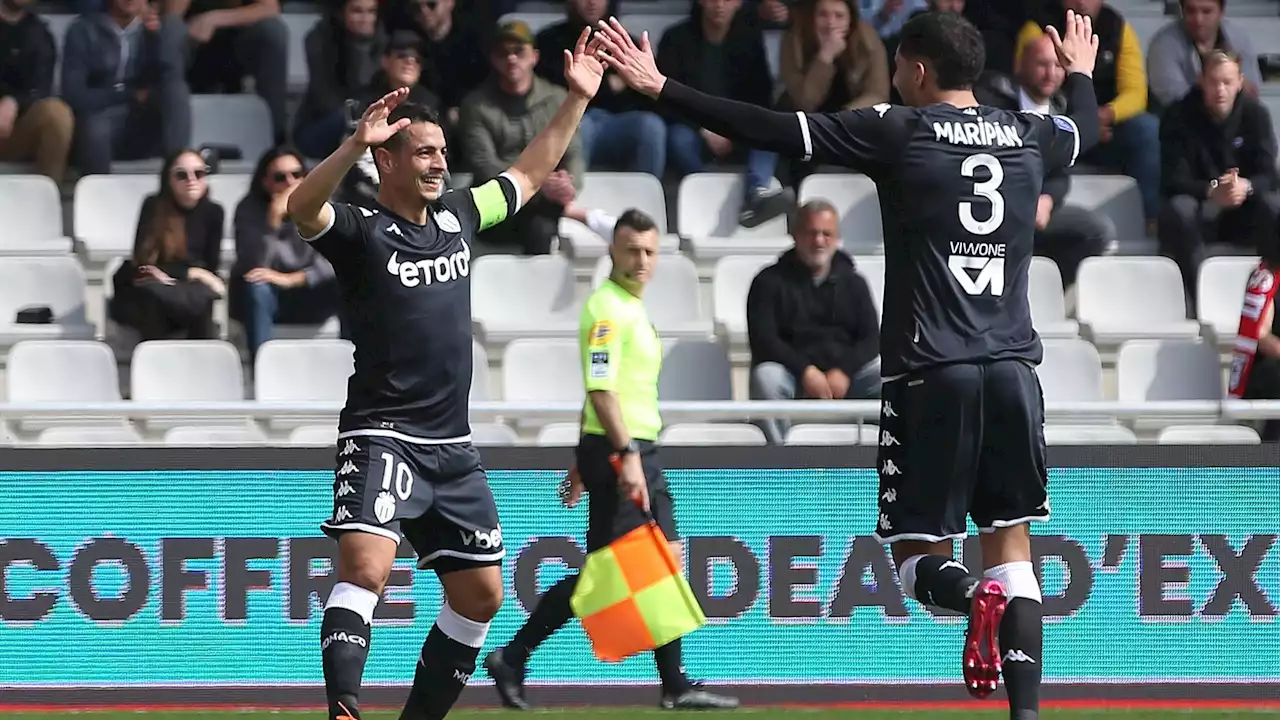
[398,0,486,128]
[0,0,74,184]
[231,146,340,358]
[293,0,383,159]
[1018,0,1161,226]
[1146,0,1261,112]
[883,0,962,97]
[461,20,584,255]
[536,0,667,177]
[867,0,927,40]
[358,31,440,113]
[172,0,289,144]
[1158,50,1280,302]
[111,148,224,341]
[975,34,1114,287]
[779,0,888,182]
[657,0,794,228]
[747,199,881,445]
[62,0,191,175]
[749,0,791,29]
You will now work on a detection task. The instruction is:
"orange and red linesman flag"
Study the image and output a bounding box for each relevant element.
[569,520,707,663]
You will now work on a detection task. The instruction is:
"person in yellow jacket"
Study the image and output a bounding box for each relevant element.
[482,208,739,713]
[1016,0,1161,225]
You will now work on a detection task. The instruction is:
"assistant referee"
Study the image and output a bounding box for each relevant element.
[483,209,739,711]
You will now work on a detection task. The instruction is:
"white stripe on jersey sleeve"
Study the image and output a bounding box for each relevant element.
[300,201,338,242]
[499,171,524,211]
[1052,114,1081,168]
[796,111,813,163]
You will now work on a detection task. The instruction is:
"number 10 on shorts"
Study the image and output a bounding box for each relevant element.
[374,453,414,524]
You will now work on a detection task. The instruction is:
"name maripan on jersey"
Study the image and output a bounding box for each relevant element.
[933,120,1024,148]
[385,243,472,288]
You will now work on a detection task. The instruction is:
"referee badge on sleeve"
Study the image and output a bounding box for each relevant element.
[590,350,610,378]
[589,321,614,347]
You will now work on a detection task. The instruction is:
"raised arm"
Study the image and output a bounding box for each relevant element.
[502,27,603,207]
[287,87,412,239]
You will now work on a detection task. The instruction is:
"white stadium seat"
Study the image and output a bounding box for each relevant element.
[1037,339,1104,403]
[191,95,274,169]
[1076,257,1200,345]
[164,424,268,446]
[1063,175,1146,251]
[679,173,790,257]
[472,255,579,342]
[501,339,583,403]
[6,340,120,403]
[1115,339,1222,401]
[784,424,879,445]
[1043,424,1138,445]
[855,256,886,316]
[797,174,883,254]
[557,172,673,259]
[536,422,581,446]
[131,341,246,428]
[289,424,339,446]
[712,255,776,344]
[1157,424,1261,445]
[1028,257,1079,340]
[73,175,156,262]
[0,257,96,346]
[254,339,354,402]
[659,340,733,401]
[281,13,321,91]
[472,340,491,401]
[591,254,713,339]
[1197,256,1259,347]
[0,175,71,255]
[36,424,144,447]
[208,174,254,240]
[660,422,767,446]
[471,422,520,446]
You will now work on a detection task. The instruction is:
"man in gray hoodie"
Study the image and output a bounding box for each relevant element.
[61,0,190,174]
[1145,0,1261,111]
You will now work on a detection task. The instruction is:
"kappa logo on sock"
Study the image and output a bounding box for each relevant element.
[1003,649,1037,663]
[322,631,368,651]
[454,669,473,684]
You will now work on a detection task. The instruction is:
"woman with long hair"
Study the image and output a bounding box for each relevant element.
[230,146,341,359]
[779,0,890,115]
[111,149,225,340]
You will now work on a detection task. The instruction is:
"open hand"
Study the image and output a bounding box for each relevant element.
[594,17,667,99]
[1046,10,1099,78]
[564,26,605,100]
[352,87,412,148]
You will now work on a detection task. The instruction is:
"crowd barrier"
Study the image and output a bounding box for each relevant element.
[0,446,1277,706]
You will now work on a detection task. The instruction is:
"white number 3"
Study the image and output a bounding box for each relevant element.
[959,153,1005,236]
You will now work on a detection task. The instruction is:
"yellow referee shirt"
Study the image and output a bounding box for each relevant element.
[579,279,663,442]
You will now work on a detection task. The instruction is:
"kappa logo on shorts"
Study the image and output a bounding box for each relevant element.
[374,491,397,524]
[340,439,359,456]
[878,513,892,531]
[337,461,358,476]
[880,460,902,476]
[881,488,897,504]
[881,402,898,418]
[461,527,503,550]
[334,506,353,523]
[880,430,900,447]
[336,481,355,497]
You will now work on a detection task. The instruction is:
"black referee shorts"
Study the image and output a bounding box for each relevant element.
[576,434,679,551]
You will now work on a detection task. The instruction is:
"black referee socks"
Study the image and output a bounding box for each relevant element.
[503,575,578,668]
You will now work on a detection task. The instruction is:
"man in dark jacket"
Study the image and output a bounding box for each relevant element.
[657,0,793,227]
[292,0,383,159]
[0,0,74,183]
[1159,49,1280,302]
[975,33,1113,287]
[536,0,666,177]
[61,0,190,174]
[748,200,881,445]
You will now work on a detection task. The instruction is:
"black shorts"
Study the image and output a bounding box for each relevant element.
[576,434,679,552]
[873,359,1049,543]
[320,433,505,572]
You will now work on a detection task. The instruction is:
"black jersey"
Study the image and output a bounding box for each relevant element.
[305,178,516,441]
[794,102,1081,376]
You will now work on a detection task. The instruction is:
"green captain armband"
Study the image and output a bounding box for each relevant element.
[469,172,523,231]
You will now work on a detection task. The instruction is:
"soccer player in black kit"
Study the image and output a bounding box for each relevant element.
[596,10,1101,720]
[285,30,605,720]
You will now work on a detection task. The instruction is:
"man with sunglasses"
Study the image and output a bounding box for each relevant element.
[287,28,603,720]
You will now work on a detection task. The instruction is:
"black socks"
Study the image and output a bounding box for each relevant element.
[502,575,578,668]
[910,555,981,614]
[321,607,371,720]
[1000,597,1043,720]
[399,624,482,720]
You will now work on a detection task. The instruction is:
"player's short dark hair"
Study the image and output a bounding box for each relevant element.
[379,102,442,151]
[897,11,986,91]
[613,209,659,239]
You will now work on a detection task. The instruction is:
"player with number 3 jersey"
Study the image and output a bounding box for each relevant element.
[594,10,1102,720]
